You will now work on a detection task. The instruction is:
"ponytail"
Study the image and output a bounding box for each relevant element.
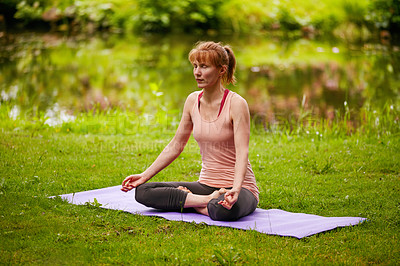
[223,45,236,85]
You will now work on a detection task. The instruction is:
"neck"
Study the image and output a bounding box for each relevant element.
[201,83,225,103]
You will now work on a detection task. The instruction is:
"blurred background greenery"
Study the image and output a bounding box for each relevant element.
[1,0,399,36]
[0,0,399,133]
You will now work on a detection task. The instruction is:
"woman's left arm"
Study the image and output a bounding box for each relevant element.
[219,94,251,209]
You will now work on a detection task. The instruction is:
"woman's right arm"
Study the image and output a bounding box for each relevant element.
[121,93,196,192]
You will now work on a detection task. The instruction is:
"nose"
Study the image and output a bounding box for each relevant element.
[194,67,201,76]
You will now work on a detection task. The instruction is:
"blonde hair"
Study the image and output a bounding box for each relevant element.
[188,41,236,85]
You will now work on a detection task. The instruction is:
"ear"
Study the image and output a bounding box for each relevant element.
[219,65,227,76]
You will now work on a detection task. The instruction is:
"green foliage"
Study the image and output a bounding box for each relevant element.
[1,0,395,36]
[134,0,223,33]
[85,198,103,208]
[14,1,46,22]
[1,0,138,33]
[218,1,274,33]
[342,0,369,27]
[367,0,400,31]
[278,7,302,31]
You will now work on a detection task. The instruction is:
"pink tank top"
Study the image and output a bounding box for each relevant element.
[190,90,259,201]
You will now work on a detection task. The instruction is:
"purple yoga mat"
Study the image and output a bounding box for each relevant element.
[54,185,366,239]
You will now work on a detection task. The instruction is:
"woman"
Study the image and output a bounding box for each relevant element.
[121,41,259,221]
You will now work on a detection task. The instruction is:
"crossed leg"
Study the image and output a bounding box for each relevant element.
[135,181,257,221]
[135,181,220,212]
[176,185,226,215]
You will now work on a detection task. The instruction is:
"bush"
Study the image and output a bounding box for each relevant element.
[1,0,396,38]
[133,0,223,33]
[367,0,400,33]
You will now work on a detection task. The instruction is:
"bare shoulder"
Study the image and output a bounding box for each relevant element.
[182,91,199,112]
[230,92,250,112]
[186,91,199,104]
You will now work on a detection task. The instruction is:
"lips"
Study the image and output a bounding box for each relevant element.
[196,79,204,82]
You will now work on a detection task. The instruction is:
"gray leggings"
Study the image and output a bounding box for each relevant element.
[135,181,258,221]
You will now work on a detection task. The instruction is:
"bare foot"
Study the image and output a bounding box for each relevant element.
[209,188,226,200]
[194,188,227,216]
[177,186,192,193]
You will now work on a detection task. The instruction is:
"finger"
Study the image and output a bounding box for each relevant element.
[224,196,234,205]
[224,192,233,199]
[218,200,225,205]
[122,178,131,186]
[221,203,232,210]
[227,196,237,205]
[218,200,232,210]
[121,184,133,192]
[123,175,136,183]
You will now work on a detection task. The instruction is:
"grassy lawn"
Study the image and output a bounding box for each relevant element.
[0,128,399,264]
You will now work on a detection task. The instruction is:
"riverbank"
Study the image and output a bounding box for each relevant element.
[0,128,398,264]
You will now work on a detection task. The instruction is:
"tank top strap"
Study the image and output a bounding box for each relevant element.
[197,89,230,118]
[218,89,230,116]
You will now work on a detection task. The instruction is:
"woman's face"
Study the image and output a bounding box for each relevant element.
[192,60,222,89]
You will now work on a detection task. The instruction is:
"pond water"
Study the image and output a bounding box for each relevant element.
[0,32,399,127]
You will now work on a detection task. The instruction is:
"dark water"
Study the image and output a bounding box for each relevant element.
[0,32,399,125]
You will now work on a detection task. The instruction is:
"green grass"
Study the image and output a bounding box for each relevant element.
[0,119,399,264]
